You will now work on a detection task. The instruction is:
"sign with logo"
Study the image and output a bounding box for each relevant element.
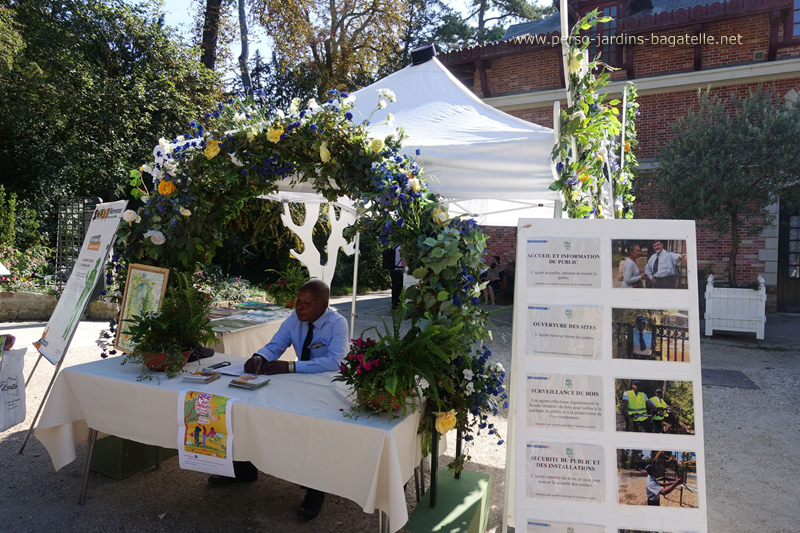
[508,219,707,533]
[34,200,127,365]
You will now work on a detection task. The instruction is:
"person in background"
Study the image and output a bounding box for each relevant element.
[482,262,501,306]
[209,279,347,522]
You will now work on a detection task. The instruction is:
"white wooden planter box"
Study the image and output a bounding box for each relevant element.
[704,275,766,340]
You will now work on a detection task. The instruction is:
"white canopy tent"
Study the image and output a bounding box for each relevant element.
[263,55,561,335]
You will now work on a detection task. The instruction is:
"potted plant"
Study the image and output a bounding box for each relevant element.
[122,272,217,379]
[266,265,308,307]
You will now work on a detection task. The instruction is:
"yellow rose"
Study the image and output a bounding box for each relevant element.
[568,49,586,74]
[320,141,331,163]
[369,138,385,153]
[267,126,284,143]
[408,177,421,192]
[432,207,448,226]
[179,207,191,216]
[157,180,176,195]
[204,139,220,160]
[435,409,457,434]
[624,141,631,152]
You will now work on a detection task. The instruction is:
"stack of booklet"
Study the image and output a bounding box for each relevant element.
[228,374,271,390]
[182,371,222,384]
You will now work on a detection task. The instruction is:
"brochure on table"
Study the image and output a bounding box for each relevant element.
[178,390,236,477]
[507,219,707,533]
[34,200,128,365]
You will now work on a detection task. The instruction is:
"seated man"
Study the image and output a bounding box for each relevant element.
[208,279,348,521]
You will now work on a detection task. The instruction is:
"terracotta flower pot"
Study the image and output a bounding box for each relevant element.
[143,350,192,372]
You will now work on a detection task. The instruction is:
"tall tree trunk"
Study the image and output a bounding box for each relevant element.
[477,0,487,43]
[728,211,740,287]
[200,0,224,70]
[237,0,251,89]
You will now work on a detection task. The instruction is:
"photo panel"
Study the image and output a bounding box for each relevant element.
[614,379,695,435]
[611,239,689,290]
[616,449,699,509]
[612,308,690,363]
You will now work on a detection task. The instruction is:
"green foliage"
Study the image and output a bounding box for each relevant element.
[655,86,800,286]
[331,229,391,293]
[0,0,223,239]
[265,264,308,306]
[0,4,23,73]
[122,271,218,380]
[550,10,638,219]
[0,185,16,246]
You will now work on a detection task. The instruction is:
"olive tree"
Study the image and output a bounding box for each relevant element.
[655,87,800,286]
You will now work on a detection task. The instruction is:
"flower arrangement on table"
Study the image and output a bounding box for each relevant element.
[109,84,504,472]
[549,9,639,219]
[120,272,218,380]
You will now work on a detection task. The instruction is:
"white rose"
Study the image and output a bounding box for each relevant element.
[492,362,505,373]
[122,210,138,223]
[233,112,246,122]
[307,98,318,109]
[143,230,166,245]
[289,97,301,114]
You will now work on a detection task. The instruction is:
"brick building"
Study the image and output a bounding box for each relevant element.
[439,0,800,312]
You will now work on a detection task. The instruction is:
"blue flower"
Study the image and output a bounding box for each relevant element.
[415,148,421,155]
[310,124,319,132]
[556,161,565,174]
[340,92,349,98]
[452,296,462,306]
[345,111,353,120]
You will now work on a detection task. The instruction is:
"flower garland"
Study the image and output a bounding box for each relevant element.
[550,9,639,219]
[115,87,505,471]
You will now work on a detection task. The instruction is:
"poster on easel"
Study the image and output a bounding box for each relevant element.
[34,200,128,365]
[507,219,707,533]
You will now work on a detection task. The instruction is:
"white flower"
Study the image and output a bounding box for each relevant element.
[386,113,395,126]
[135,214,141,223]
[141,164,153,174]
[377,88,396,102]
[122,210,138,223]
[276,109,285,119]
[228,153,245,167]
[463,368,474,381]
[143,230,166,245]
[491,362,505,373]
[176,135,185,142]
[179,207,192,216]
[307,98,319,110]
[465,382,475,396]
[378,100,388,109]
[158,137,170,150]
[141,195,150,205]
[233,112,246,122]
[289,97,301,114]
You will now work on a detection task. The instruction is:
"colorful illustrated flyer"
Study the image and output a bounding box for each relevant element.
[526,237,601,288]
[526,374,603,431]
[526,305,602,359]
[177,390,236,477]
[527,520,605,533]
[525,442,605,503]
[34,200,128,364]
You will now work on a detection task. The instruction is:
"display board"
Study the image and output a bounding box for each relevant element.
[35,200,128,364]
[507,219,707,533]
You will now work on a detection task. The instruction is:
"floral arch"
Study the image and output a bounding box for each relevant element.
[117,88,506,466]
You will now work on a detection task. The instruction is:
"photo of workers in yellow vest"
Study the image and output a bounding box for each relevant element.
[615,379,695,434]
[617,449,699,508]
[611,308,690,362]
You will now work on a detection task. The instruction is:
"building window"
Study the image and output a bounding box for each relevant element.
[794,0,800,38]
[585,4,619,65]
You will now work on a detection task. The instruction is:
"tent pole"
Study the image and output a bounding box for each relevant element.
[349,231,361,341]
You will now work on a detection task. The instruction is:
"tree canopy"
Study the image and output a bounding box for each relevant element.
[655,87,800,286]
[0,0,223,237]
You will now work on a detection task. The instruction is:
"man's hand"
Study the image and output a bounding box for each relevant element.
[261,361,290,375]
[244,354,266,374]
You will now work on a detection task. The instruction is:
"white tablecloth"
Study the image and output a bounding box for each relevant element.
[35,354,422,531]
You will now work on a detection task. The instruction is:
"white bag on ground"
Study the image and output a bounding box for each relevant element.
[0,347,26,431]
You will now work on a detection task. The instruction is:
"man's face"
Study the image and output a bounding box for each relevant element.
[636,321,646,331]
[653,241,663,253]
[294,288,327,323]
[632,383,639,392]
